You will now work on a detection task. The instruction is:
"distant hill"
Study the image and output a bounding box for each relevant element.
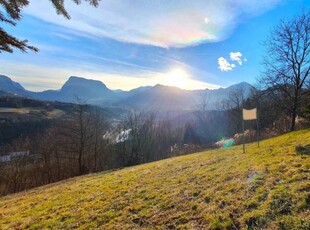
[117,82,254,111]
[0,75,254,111]
[119,84,195,111]
[0,75,30,96]
[1,129,309,229]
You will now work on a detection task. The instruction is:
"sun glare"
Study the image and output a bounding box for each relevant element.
[163,68,191,89]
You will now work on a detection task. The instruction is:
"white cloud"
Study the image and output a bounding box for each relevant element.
[230,52,243,65]
[218,51,247,71]
[24,0,283,48]
[218,57,236,71]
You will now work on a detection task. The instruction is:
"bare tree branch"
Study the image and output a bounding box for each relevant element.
[260,11,310,131]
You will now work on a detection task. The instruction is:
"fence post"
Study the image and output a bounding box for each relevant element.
[242,119,245,153]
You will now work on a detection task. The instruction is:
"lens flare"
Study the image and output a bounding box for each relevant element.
[223,139,234,149]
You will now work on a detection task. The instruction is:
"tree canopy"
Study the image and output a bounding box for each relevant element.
[0,0,100,53]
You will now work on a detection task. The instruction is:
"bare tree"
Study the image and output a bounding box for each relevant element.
[89,107,107,172]
[115,110,184,165]
[56,99,93,174]
[260,11,310,131]
[229,87,245,110]
[197,90,212,113]
[220,87,246,135]
[121,110,143,166]
[190,90,213,144]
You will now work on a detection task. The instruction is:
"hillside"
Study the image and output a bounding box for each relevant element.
[0,130,309,229]
[0,96,120,145]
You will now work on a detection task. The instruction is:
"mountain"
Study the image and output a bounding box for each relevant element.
[202,81,254,105]
[117,82,254,111]
[60,76,110,98]
[32,76,113,102]
[225,81,254,98]
[0,75,29,96]
[0,75,254,111]
[117,84,195,111]
[1,130,309,229]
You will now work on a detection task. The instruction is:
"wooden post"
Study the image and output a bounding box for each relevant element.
[242,119,245,153]
[257,119,260,148]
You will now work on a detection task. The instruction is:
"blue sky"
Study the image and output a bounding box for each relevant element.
[1,0,309,91]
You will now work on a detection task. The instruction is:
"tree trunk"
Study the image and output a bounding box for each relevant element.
[290,110,296,131]
[78,148,83,175]
[290,100,298,131]
[94,137,98,172]
[290,88,301,132]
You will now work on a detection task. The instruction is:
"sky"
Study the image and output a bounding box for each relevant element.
[1,0,309,91]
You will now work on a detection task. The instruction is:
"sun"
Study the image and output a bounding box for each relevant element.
[163,68,191,89]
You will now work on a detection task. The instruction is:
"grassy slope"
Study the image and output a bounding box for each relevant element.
[0,130,309,229]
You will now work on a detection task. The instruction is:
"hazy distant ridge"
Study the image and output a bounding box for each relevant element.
[0,75,254,111]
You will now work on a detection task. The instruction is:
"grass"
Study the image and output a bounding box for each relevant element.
[0,130,310,229]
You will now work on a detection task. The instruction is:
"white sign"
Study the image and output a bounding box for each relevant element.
[243,108,257,120]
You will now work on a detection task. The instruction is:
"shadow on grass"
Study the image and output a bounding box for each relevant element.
[295,145,310,155]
